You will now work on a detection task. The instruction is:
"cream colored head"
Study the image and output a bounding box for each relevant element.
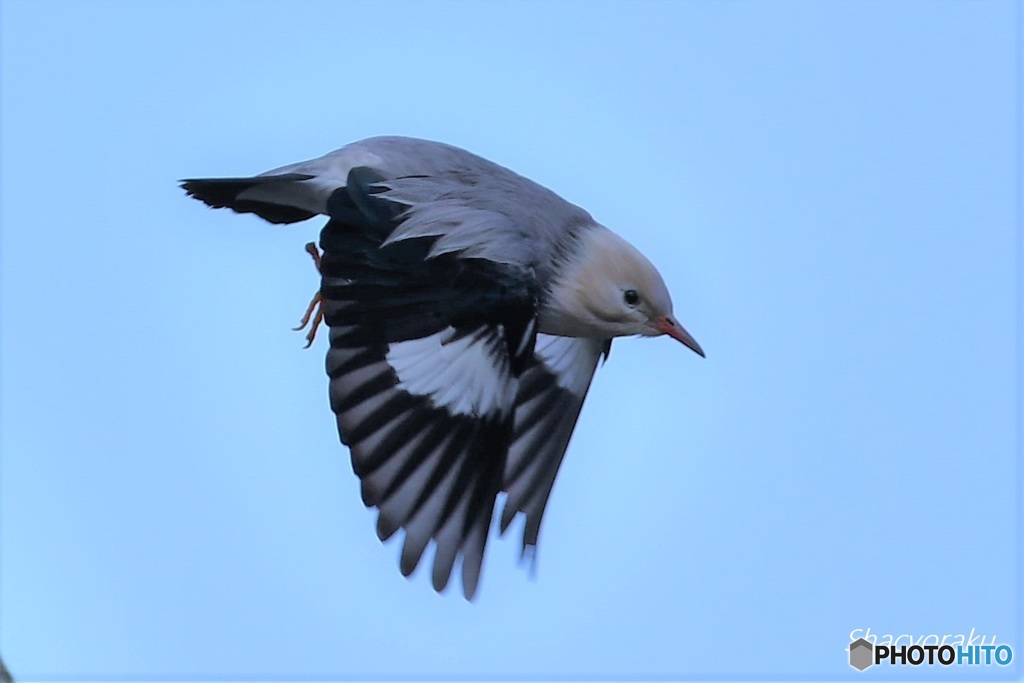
[541,226,704,356]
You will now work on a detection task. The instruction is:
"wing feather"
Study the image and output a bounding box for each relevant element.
[501,335,610,553]
[320,171,536,599]
[185,139,616,600]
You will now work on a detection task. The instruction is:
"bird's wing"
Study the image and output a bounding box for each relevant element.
[320,169,539,599]
[183,142,600,597]
[499,335,610,558]
[182,137,594,270]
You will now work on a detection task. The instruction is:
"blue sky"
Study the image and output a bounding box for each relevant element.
[1,0,1020,680]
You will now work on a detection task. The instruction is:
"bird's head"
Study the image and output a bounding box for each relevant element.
[542,226,705,357]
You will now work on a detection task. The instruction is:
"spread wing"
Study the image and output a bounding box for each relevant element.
[500,335,610,558]
[319,170,538,599]
[183,143,604,599]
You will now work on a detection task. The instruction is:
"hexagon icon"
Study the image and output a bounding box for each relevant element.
[850,638,874,671]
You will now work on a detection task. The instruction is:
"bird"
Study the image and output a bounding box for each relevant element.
[181,136,704,599]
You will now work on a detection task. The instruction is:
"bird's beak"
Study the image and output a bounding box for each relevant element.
[656,316,705,357]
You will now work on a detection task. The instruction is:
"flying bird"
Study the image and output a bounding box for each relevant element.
[181,136,704,599]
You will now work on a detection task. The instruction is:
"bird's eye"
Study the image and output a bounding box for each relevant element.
[623,289,641,306]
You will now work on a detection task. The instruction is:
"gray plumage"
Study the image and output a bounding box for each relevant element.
[182,136,703,599]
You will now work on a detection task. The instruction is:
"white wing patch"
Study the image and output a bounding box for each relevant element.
[533,334,597,396]
[386,327,517,417]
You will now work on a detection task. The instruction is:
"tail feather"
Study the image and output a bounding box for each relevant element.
[180,173,317,224]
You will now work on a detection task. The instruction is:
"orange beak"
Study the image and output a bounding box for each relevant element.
[656,316,705,357]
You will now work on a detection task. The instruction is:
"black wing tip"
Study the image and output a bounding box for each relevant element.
[179,178,207,199]
[498,505,517,534]
[179,175,317,224]
[376,511,399,541]
[179,177,243,209]
[400,553,418,577]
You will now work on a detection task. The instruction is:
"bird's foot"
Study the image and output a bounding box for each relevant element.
[294,242,324,348]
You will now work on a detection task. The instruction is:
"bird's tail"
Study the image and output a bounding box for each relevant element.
[180,173,318,224]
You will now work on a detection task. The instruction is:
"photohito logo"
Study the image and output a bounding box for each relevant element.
[847,629,1013,671]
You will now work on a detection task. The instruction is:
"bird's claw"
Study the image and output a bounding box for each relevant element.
[294,292,324,348]
[295,242,324,348]
[303,241,322,270]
